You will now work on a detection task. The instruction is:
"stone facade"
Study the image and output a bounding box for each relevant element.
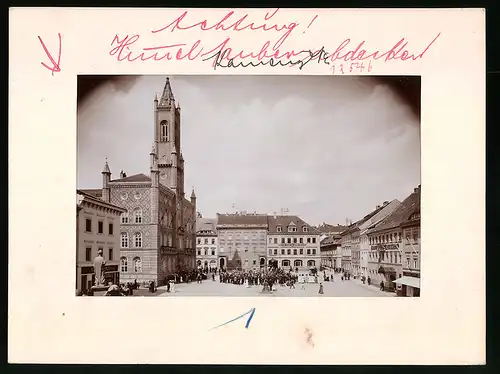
[76,190,126,293]
[82,78,197,286]
[216,214,269,271]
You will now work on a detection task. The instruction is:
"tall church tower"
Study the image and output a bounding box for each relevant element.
[154,78,184,198]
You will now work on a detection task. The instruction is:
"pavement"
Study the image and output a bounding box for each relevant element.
[157,274,395,297]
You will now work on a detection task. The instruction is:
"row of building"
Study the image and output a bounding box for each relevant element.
[195,213,322,272]
[318,185,421,297]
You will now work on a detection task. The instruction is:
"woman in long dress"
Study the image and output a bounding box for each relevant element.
[318,283,324,295]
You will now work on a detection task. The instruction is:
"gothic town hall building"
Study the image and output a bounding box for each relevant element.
[83,78,197,285]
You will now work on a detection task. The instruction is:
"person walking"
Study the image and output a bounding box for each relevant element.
[318,283,324,295]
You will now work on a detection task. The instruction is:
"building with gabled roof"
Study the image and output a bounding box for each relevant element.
[267,215,322,272]
[366,186,421,294]
[79,78,197,286]
[196,217,218,270]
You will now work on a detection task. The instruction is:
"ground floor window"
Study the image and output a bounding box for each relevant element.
[294,260,303,267]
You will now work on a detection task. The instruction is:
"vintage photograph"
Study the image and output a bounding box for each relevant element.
[77,75,421,297]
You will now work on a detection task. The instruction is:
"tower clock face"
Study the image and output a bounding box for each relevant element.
[160,172,167,180]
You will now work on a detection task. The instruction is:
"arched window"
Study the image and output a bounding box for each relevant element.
[160,120,168,142]
[134,232,142,248]
[307,260,316,267]
[134,209,142,224]
[133,257,142,273]
[282,260,290,267]
[120,257,128,272]
[121,212,129,224]
[120,232,128,248]
[294,259,303,267]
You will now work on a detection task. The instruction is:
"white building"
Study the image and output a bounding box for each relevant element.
[196,217,218,270]
[267,215,321,272]
[76,190,126,293]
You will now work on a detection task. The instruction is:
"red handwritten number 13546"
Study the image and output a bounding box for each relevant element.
[38,33,62,75]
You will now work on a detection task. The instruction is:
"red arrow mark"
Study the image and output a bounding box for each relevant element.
[38,33,62,76]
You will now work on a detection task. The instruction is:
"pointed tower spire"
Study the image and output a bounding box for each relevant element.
[159,77,175,106]
[191,186,196,199]
[102,159,111,174]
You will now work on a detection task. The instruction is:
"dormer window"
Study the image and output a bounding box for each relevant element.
[302,226,308,232]
[288,226,297,232]
[276,225,282,232]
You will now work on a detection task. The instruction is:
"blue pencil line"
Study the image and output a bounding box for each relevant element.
[209,308,256,331]
[244,308,255,329]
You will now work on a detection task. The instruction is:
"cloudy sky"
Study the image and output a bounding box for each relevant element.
[77,75,420,226]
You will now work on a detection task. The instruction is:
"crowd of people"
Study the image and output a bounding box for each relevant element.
[219,267,299,290]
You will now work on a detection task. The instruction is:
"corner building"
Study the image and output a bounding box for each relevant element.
[82,78,197,286]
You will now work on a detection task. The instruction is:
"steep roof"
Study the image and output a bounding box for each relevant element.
[367,189,421,234]
[316,223,347,234]
[196,218,217,234]
[79,188,103,199]
[320,234,341,246]
[111,173,151,183]
[340,203,391,235]
[77,189,126,212]
[267,215,321,235]
[217,214,269,227]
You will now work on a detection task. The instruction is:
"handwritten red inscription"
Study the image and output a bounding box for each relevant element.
[38,33,62,75]
[107,9,441,69]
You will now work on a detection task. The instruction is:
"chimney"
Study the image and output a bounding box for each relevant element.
[120,170,125,179]
[383,201,389,206]
[376,205,381,209]
[414,188,417,193]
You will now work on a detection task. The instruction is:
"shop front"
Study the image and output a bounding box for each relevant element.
[394,274,420,297]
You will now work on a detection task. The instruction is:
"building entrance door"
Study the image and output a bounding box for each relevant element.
[219,257,226,269]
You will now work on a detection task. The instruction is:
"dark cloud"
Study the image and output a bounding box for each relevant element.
[78,75,421,120]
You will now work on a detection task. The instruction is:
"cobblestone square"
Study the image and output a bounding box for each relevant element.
[158,274,394,297]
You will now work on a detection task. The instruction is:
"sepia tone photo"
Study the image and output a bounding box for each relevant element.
[77,75,421,297]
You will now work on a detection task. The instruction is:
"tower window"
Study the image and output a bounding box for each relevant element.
[160,120,168,142]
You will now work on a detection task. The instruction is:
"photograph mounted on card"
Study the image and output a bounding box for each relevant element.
[9,7,485,365]
[77,74,421,298]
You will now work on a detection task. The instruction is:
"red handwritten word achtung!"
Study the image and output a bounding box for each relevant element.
[151,9,298,50]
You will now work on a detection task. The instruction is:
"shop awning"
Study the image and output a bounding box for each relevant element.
[393,276,420,288]
[378,266,396,274]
